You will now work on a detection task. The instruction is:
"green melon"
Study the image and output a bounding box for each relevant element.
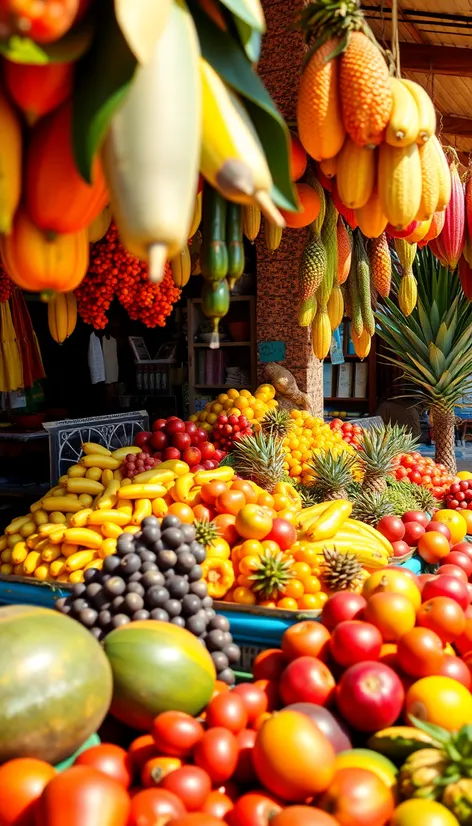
[0,605,112,764]
[104,620,216,730]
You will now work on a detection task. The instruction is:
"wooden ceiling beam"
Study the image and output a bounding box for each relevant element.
[399,43,472,77]
[378,0,425,44]
[441,117,472,138]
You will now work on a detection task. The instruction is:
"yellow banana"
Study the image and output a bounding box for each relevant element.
[345,519,393,554]
[66,478,105,496]
[48,292,77,344]
[81,442,112,456]
[112,446,141,460]
[80,454,121,470]
[305,500,353,541]
[386,78,419,148]
[200,58,284,227]
[41,497,82,513]
[296,501,334,531]
[170,244,191,288]
[401,79,436,144]
[188,192,202,238]
[0,82,22,233]
[97,480,121,510]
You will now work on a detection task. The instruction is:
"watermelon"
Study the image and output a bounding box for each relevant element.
[104,620,216,729]
[0,605,112,764]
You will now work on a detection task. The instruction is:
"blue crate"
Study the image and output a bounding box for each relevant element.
[0,578,68,608]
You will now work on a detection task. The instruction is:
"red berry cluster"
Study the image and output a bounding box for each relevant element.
[329,418,363,448]
[392,452,456,499]
[134,417,226,472]
[122,452,159,479]
[0,266,14,303]
[445,479,472,511]
[75,225,181,329]
[212,414,253,450]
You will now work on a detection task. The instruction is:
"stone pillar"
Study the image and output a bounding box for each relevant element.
[256,0,323,417]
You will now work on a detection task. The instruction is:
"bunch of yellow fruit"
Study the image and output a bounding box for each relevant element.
[283,410,352,484]
[190,384,278,432]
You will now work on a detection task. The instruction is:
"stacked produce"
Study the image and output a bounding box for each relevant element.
[393,453,458,500]
[329,418,363,448]
[191,384,278,432]
[281,408,355,484]
[131,417,225,473]
[7,553,472,825]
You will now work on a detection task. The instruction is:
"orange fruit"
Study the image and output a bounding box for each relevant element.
[231,479,258,504]
[233,586,256,605]
[212,513,239,545]
[235,505,273,541]
[460,509,472,535]
[258,492,275,509]
[277,598,298,610]
[240,539,264,558]
[167,502,194,524]
[364,592,417,642]
[301,575,321,594]
[434,509,468,545]
[216,489,246,516]
[282,579,304,600]
[363,569,421,611]
[405,675,472,731]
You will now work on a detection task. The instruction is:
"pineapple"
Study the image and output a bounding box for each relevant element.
[249,550,294,601]
[358,424,418,493]
[410,484,437,513]
[351,490,394,527]
[296,482,325,507]
[231,431,286,493]
[320,548,365,592]
[260,408,293,440]
[194,519,218,555]
[307,449,358,500]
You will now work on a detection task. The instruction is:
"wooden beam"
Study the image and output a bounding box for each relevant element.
[441,117,472,138]
[380,0,425,44]
[400,43,472,77]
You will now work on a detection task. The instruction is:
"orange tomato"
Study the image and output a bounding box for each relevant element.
[193,504,215,522]
[282,579,304,600]
[258,600,277,609]
[206,537,231,560]
[297,594,325,610]
[261,540,281,555]
[363,569,421,611]
[233,586,257,605]
[237,575,254,588]
[201,481,228,506]
[216,489,246,516]
[167,503,194,524]
[460,509,472,535]
[277,598,298,610]
[212,513,239,545]
[239,556,260,576]
[417,531,451,565]
[235,505,273,541]
[141,756,182,787]
[258,492,275,509]
[294,547,320,567]
[364,592,417,642]
[301,575,321,594]
[272,494,290,512]
[240,539,264,558]
[405,675,472,731]
[277,509,298,525]
[433,510,467,545]
[231,479,257,504]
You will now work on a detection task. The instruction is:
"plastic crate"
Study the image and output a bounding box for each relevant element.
[0,576,69,608]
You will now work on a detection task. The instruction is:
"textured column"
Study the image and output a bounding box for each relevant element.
[256,0,323,416]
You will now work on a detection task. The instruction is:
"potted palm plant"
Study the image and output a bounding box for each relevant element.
[376,248,472,474]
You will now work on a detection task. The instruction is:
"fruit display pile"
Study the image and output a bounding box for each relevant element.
[190,385,278,432]
[393,453,457,500]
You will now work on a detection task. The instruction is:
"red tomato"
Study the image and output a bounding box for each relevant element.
[454,617,472,655]
[281,621,331,662]
[376,515,405,542]
[202,790,234,820]
[161,766,211,812]
[206,693,248,733]
[396,627,444,678]
[279,656,336,706]
[318,767,395,826]
[152,711,204,756]
[128,788,186,826]
[402,522,425,546]
[330,621,382,667]
[233,728,257,785]
[271,808,339,826]
[233,684,268,724]
[402,511,429,527]
[128,735,156,770]
[440,552,472,577]
[416,597,466,643]
[451,542,472,561]
[193,728,239,785]
[75,744,133,788]
[320,593,366,630]
[252,650,287,682]
[253,679,280,712]
[228,792,284,826]
[426,522,452,541]
[418,532,451,564]
[422,575,470,611]
[440,655,472,688]
[35,766,130,826]
[336,662,405,732]
[0,758,56,826]
[264,518,297,550]
[436,565,468,582]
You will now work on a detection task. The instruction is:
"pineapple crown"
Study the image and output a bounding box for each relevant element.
[357,424,418,476]
[194,519,219,549]
[260,408,293,440]
[408,716,472,785]
[296,481,325,507]
[351,489,394,527]
[297,0,385,62]
[231,430,286,494]
[320,547,363,591]
[250,549,294,599]
[385,479,426,517]
[308,448,359,488]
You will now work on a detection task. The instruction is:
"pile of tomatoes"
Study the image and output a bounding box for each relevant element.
[376,508,471,564]
[392,452,457,498]
[328,419,363,448]
[445,478,472,512]
[133,417,225,474]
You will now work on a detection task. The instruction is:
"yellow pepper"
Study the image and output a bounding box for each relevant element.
[201,558,235,599]
[194,467,234,486]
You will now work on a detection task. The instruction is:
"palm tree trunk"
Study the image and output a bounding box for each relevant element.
[431,406,457,473]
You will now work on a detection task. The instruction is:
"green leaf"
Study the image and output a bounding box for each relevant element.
[72,3,137,183]
[190,1,297,211]
[409,715,451,747]
[234,17,261,62]
[114,0,171,64]
[0,20,94,64]
[219,0,265,32]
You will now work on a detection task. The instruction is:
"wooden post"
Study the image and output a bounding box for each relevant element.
[256,0,323,417]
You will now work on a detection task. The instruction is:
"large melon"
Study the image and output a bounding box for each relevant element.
[104,620,216,729]
[0,605,112,764]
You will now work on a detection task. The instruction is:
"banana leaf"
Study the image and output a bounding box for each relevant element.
[114,0,172,64]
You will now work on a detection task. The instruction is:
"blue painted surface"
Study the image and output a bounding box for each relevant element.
[0,580,67,608]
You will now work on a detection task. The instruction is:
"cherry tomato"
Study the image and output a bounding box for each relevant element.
[233,684,268,724]
[206,693,248,733]
[36,766,130,826]
[202,790,234,819]
[152,711,204,757]
[252,650,287,682]
[128,788,185,826]
[193,728,238,785]
[128,735,156,770]
[0,758,56,826]
[161,766,211,812]
[75,744,133,788]
[141,756,182,788]
[234,728,257,785]
[228,791,284,826]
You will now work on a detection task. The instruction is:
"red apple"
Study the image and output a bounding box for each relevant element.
[330,621,382,668]
[195,428,207,443]
[376,515,405,543]
[402,511,429,527]
[163,447,181,461]
[278,656,336,706]
[321,593,367,630]
[403,522,425,547]
[422,575,470,611]
[185,421,197,435]
[182,447,202,467]
[134,431,152,447]
[336,661,405,731]
[425,521,452,541]
[165,419,185,435]
[391,540,411,557]
[150,431,168,451]
[172,432,191,452]
[200,442,216,460]
[440,552,472,578]
[152,418,168,431]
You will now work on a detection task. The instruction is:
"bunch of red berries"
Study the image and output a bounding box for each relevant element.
[212,414,253,451]
[0,266,14,303]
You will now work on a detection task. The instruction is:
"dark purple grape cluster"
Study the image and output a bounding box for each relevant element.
[56,514,240,685]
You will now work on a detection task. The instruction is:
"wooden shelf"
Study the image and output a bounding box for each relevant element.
[193,342,252,348]
[324,318,377,416]
[191,296,252,303]
[324,397,369,403]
